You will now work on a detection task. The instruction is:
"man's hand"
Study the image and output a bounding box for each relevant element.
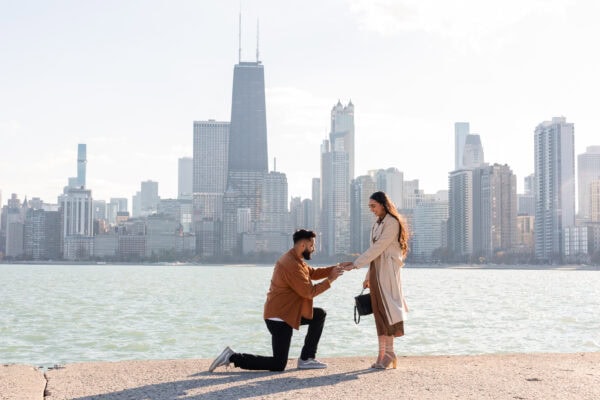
[327,265,344,283]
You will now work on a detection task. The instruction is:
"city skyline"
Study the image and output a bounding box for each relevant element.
[2,1,600,203]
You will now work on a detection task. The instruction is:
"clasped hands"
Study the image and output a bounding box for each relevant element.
[336,261,356,271]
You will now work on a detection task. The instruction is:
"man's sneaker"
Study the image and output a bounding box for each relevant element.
[208,346,235,372]
[297,357,328,369]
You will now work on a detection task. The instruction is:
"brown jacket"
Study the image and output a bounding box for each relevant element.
[263,249,335,330]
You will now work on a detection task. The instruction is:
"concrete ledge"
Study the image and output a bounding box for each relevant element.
[0,364,46,400]
[3,353,599,399]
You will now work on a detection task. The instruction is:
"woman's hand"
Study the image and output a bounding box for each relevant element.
[362,279,369,289]
[337,261,355,271]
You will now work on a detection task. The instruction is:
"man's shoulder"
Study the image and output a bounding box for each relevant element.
[276,250,305,270]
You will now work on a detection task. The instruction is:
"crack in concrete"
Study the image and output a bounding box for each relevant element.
[42,371,50,399]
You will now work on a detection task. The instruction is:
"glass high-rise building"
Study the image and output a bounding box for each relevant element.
[534,117,575,263]
[228,62,268,173]
[59,187,93,260]
[473,164,517,258]
[77,144,87,188]
[448,169,473,261]
[257,171,289,233]
[412,199,449,262]
[140,180,159,216]
[192,120,230,257]
[178,157,193,200]
[454,122,470,170]
[320,139,350,256]
[319,100,355,257]
[222,60,268,256]
[193,121,229,194]
[577,146,600,220]
[350,175,377,253]
[462,134,485,168]
[330,100,355,179]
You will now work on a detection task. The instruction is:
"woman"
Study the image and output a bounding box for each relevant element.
[351,191,409,369]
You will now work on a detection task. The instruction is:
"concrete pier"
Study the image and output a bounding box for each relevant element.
[2,353,599,399]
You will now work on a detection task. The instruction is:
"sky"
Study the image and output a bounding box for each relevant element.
[1,0,599,205]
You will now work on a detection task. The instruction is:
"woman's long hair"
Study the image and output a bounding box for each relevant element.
[370,191,410,257]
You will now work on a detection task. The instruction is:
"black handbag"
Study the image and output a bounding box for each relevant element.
[354,289,372,324]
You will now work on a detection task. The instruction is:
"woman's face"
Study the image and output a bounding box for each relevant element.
[368,199,386,218]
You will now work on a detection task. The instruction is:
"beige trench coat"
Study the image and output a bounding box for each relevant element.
[354,213,408,325]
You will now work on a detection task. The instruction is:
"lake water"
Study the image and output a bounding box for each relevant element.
[1,263,599,368]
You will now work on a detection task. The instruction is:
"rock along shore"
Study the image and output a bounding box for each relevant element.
[2,353,599,400]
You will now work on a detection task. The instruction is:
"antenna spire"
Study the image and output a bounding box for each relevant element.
[238,8,242,63]
[256,18,260,62]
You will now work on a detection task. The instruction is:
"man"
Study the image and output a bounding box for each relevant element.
[209,229,351,371]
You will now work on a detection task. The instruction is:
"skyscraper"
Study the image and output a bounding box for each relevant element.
[24,208,61,260]
[320,139,350,256]
[577,146,600,220]
[448,169,473,261]
[311,177,321,249]
[462,134,485,168]
[77,144,87,188]
[60,145,93,260]
[591,180,600,222]
[518,173,536,217]
[59,187,93,259]
[239,170,290,255]
[4,193,25,258]
[534,117,575,263]
[140,180,159,216]
[222,57,268,256]
[472,164,517,259]
[228,62,268,174]
[192,120,229,257]
[330,100,355,179]
[107,197,128,225]
[318,100,355,257]
[193,121,229,194]
[412,198,449,262]
[257,171,289,234]
[454,122,470,170]
[178,157,193,200]
[350,175,377,253]
[371,168,404,209]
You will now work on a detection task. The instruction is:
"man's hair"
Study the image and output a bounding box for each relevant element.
[293,229,316,244]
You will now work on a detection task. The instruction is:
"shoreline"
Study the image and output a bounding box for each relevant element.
[3,353,599,399]
[1,260,599,271]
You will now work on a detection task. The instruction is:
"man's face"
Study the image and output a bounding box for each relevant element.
[302,238,316,260]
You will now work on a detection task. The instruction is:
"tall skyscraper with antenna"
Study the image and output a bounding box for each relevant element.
[222,14,269,256]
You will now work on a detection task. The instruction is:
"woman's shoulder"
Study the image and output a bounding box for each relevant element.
[383,214,400,226]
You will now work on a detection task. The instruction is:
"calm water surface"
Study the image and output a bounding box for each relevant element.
[1,264,599,368]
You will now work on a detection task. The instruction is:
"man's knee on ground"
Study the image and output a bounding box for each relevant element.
[271,360,287,372]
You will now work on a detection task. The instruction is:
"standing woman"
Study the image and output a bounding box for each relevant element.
[351,191,409,369]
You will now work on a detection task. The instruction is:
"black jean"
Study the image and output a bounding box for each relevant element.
[229,307,326,371]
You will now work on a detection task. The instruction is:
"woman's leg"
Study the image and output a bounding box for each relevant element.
[371,335,386,368]
[383,335,397,369]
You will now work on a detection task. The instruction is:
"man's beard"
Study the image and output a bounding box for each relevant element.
[302,249,312,260]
